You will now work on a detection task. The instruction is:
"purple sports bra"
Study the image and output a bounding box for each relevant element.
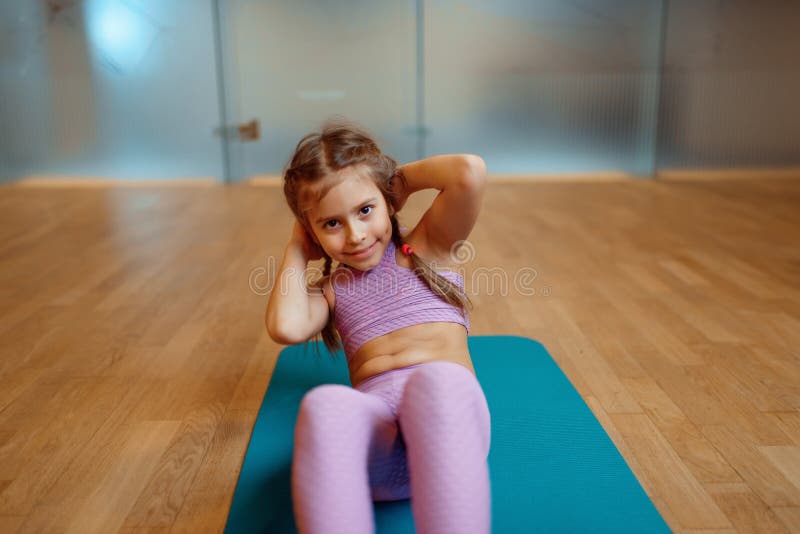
[331,239,470,362]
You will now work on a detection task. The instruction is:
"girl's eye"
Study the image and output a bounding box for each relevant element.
[324,206,372,229]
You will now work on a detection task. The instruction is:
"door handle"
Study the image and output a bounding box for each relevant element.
[238,119,260,141]
[214,119,260,141]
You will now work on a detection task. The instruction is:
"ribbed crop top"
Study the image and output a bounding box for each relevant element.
[331,240,470,361]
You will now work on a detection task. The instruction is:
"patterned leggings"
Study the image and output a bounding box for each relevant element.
[291,360,492,534]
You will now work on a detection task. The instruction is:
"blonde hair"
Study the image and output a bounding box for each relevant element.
[282,117,472,360]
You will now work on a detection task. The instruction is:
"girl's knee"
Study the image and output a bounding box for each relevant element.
[297,384,393,432]
[297,384,355,424]
[406,361,480,393]
[300,384,351,408]
[403,362,487,412]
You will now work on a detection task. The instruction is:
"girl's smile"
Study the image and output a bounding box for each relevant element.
[345,241,377,259]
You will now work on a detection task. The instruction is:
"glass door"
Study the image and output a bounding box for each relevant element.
[216,0,420,183]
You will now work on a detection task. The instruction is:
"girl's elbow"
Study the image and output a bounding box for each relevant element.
[266,326,290,345]
[266,317,303,345]
[463,155,487,187]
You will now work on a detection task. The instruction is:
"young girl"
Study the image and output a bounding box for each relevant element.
[265,118,491,534]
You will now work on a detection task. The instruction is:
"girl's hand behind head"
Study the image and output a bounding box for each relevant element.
[289,220,325,262]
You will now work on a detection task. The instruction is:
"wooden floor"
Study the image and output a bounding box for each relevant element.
[0,176,799,533]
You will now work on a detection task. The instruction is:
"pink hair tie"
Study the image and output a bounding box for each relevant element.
[401,243,414,256]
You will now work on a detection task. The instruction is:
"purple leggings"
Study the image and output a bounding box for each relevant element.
[291,360,492,534]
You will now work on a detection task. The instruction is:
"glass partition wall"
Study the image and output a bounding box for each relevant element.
[0,0,224,181]
[2,1,798,183]
[219,0,666,179]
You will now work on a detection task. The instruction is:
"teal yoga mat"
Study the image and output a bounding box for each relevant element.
[226,336,671,533]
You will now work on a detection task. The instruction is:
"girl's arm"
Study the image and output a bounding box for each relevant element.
[265,223,330,345]
[396,154,488,255]
[397,154,481,195]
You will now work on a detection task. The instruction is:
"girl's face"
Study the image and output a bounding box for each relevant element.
[304,170,393,271]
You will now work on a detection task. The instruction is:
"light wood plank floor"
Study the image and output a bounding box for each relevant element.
[0,176,799,533]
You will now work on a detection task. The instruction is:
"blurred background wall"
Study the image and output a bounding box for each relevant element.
[1,0,798,183]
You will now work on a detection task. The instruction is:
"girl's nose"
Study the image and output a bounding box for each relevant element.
[346,225,366,245]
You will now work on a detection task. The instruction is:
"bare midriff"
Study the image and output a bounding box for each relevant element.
[348,321,475,388]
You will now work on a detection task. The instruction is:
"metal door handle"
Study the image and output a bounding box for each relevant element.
[238,119,260,141]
